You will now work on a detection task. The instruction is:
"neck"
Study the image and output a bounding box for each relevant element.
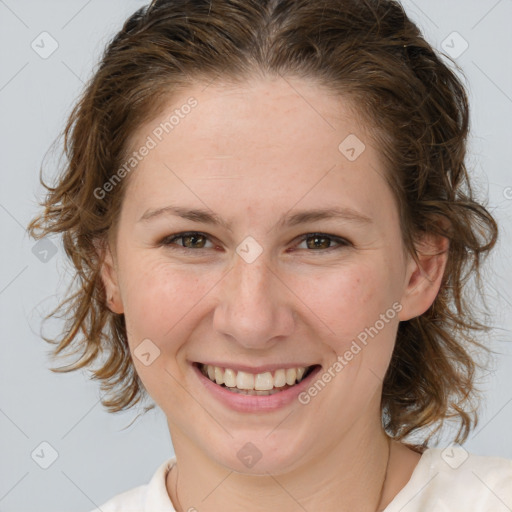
[166,419,393,512]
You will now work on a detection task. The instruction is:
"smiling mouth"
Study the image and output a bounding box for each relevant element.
[195,363,319,396]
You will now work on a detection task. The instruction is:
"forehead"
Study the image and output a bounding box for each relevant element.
[150,77,370,156]
[122,77,394,227]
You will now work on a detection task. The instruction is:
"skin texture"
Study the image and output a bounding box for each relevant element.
[100,76,448,512]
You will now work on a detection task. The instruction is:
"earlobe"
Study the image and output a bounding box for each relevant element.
[398,233,449,322]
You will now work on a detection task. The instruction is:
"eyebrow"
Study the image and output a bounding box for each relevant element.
[138,205,373,229]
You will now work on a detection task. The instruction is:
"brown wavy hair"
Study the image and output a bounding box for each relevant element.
[27,0,498,446]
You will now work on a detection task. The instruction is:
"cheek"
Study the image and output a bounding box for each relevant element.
[292,260,398,343]
[119,254,221,344]
[118,257,221,404]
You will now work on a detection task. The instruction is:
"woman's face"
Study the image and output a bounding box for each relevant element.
[102,77,432,474]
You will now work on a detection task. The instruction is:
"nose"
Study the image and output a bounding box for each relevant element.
[212,250,295,350]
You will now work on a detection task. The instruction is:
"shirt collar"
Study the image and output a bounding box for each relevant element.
[145,456,178,511]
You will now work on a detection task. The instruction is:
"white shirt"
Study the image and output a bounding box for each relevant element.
[90,447,512,511]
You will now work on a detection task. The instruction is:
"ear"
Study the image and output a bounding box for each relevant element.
[95,239,124,315]
[398,231,449,322]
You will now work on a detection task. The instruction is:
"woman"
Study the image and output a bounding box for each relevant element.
[27,0,512,510]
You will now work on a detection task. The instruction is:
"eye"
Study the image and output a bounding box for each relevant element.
[294,233,351,251]
[160,231,215,250]
[159,231,351,253]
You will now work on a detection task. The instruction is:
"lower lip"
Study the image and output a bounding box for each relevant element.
[192,363,322,413]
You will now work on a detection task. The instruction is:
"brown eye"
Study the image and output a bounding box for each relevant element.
[297,233,350,251]
[180,233,207,248]
[306,234,332,250]
[160,232,213,250]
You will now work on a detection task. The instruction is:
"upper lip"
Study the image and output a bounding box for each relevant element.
[194,361,320,374]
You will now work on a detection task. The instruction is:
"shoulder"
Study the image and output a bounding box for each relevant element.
[386,446,512,512]
[88,457,177,512]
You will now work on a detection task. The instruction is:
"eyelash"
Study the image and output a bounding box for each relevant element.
[158,231,351,253]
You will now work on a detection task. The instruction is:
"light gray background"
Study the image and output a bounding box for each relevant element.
[0,1,511,511]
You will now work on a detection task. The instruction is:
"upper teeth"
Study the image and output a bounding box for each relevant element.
[201,364,309,390]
